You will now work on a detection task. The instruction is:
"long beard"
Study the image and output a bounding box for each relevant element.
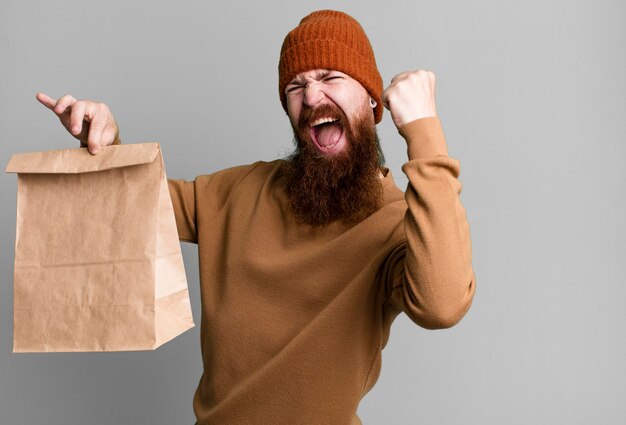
[281,104,385,227]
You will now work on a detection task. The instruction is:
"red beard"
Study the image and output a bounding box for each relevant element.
[281,104,385,227]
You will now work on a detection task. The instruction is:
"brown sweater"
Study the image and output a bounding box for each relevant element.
[167,116,475,425]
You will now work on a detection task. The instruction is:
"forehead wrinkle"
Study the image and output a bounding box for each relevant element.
[315,69,331,79]
[290,69,333,84]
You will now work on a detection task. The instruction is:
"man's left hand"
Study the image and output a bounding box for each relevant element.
[382,70,437,129]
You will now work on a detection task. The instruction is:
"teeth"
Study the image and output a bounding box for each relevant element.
[310,117,338,127]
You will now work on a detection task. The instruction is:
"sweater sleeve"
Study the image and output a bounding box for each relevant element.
[168,179,198,243]
[384,116,476,329]
[166,163,262,244]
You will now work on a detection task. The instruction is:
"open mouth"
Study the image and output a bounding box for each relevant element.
[309,116,345,152]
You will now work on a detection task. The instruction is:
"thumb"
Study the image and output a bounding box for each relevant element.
[382,87,391,111]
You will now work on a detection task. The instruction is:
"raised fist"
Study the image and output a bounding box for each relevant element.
[382,70,437,129]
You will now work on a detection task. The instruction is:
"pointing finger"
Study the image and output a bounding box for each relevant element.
[36,92,57,111]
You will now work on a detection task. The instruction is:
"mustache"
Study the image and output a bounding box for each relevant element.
[297,104,346,130]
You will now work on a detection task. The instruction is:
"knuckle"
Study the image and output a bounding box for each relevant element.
[396,79,410,90]
[97,102,109,113]
[95,102,110,117]
[390,72,404,83]
[90,119,103,129]
[60,94,75,104]
[407,72,420,83]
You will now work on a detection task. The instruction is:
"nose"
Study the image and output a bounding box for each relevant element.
[303,81,325,107]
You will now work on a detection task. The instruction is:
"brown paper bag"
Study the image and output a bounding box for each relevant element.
[5,143,194,352]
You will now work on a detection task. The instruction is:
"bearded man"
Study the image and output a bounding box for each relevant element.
[36,9,476,425]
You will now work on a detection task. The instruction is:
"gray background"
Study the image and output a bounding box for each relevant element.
[1,0,624,424]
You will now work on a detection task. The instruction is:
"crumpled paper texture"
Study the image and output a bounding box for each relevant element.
[6,143,195,352]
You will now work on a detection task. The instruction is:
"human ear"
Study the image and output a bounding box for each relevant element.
[369,97,377,108]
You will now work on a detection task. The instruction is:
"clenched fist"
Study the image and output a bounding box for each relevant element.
[382,70,437,129]
[36,93,120,154]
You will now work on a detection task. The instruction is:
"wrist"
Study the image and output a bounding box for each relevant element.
[399,116,448,159]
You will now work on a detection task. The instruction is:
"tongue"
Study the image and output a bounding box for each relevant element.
[315,123,342,147]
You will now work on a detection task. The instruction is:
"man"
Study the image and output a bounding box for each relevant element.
[37,10,475,425]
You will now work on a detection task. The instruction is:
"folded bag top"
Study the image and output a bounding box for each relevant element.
[6,142,159,174]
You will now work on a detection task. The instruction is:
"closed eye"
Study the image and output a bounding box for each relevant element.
[286,85,305,94]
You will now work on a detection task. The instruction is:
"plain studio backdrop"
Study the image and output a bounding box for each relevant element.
[1,1,624,424]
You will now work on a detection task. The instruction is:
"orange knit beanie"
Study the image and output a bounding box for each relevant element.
[279,10,384,124]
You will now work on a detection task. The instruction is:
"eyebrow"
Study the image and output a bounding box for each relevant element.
[315,69,332,79]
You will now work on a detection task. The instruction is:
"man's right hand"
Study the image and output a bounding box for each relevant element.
[36,92,120,155]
